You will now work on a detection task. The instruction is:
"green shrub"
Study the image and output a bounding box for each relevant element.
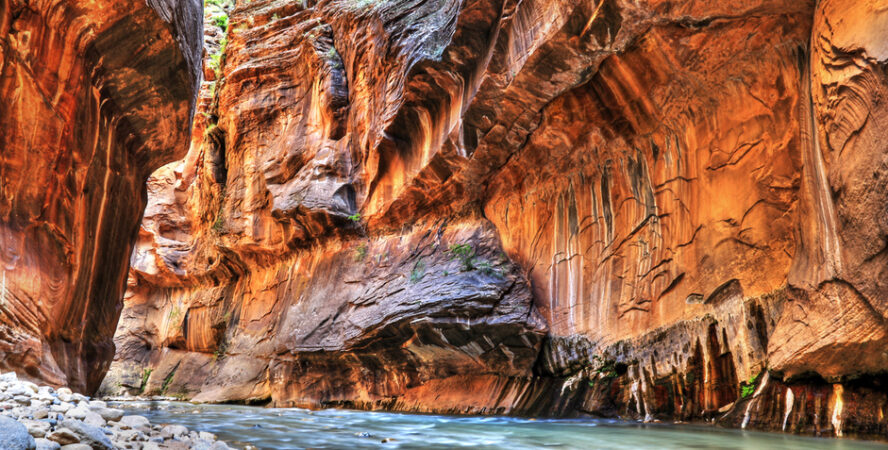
[449,243,475,271]
[138,369,152,394]
[354,243,368,261]
[740,371,762,398]
[161,367,177,395]
[208,36,228,76]
[592,355,618,379]
[448,243,503,276]
[213,14,228,30]
[213,338,228,361]
[409,259,425,283]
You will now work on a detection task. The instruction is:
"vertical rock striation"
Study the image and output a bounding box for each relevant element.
[0,0,202,392]
[100,0,888,440]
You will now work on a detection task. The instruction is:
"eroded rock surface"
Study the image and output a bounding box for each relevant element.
[0,0,203,392]
[102,0,888,439]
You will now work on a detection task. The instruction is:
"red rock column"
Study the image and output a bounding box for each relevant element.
[0,0,202,393]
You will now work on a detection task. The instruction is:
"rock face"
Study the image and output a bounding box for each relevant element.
[0,0,203,392]
[101,0,888,439]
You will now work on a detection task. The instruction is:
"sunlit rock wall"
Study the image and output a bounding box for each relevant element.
[103,0,888,438]
[0,0,202,392]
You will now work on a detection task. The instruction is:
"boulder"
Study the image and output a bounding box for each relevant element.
[59,420,113,450]
[0,416,37,450]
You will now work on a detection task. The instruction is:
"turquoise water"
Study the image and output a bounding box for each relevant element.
[111,401,887,449]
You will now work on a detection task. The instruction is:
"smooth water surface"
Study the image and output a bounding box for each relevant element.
[111,401,887,450]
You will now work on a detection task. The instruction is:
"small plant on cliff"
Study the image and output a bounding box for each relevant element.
[212,206,225,232]
[161,366,178,396]
[208,36,228,78]
[409,259,426,283]
[449,243,475,271]
[168,306,182,322]
[474,260,503,278]
[139,368,153,394]
[354,243,368,261]
[213,13,229,31]
[592,355,618,379]
[448,243,504,277]
[740,371,762,399]
[212,184,227,233]
[347,213,362,222]
[213,338,229,361]
[586,355,619,388]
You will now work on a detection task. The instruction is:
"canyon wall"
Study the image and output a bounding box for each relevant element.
[100,0,888,439]
[0,0,203,392]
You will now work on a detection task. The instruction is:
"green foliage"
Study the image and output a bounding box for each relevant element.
[212,207,224,232]
[161,367,177,395]
[354,243,368,261]
[474,260,500,277]
[139,369,152,394]
[168,306,182,321]
[208,36,228,76]
[448,243,503,277]
[213,338,228,361]
[592,355,618,379]
[325,46,342,67]
[740,371,762,399]
[409,259,425,283]
[347,213,362,222]
[213,13,229,30]
[272,13,280,21]
[586,355,619,388]
[449,243,475,271]
[212,185,226,233]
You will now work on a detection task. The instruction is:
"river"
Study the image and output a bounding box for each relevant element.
[111,401,887,449]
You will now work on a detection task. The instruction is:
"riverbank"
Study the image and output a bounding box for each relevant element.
[0,373,232,449]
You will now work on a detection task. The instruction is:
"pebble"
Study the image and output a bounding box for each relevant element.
[0,372,234,449]
[59,445,91,450]
[35,438,61,450]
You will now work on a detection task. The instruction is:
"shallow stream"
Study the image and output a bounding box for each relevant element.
[112,401,887,449]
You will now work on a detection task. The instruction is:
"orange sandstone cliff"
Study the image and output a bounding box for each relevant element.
[4,0,887,439]
[0,0,203,392]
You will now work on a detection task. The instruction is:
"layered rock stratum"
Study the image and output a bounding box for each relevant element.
[2,0,886,441]
[0,0,203,392]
